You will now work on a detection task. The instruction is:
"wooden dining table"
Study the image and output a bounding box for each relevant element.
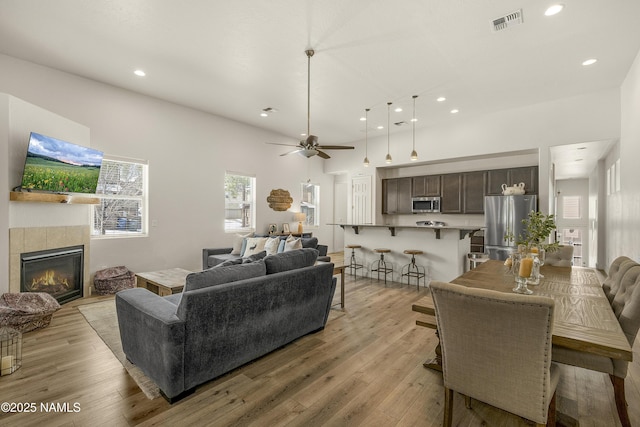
[413,259,633,370]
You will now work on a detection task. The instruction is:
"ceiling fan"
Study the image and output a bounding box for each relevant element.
[267,49,354,159]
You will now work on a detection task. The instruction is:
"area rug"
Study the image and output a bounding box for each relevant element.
[78,300,161,399]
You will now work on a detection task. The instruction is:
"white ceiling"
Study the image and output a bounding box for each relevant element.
[1,0,639,178]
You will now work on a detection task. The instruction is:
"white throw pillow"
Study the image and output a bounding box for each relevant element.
[230,232,252,255]
[264,237,281,255]
[283,235,302,252]
[243,237,268,257]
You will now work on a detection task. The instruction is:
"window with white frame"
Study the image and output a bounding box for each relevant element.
[92,157,148,237]
[562,195,582,220]
[224,172,256,232]
[301,182,320,227]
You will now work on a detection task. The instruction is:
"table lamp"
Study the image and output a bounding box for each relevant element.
[294,212,306,234]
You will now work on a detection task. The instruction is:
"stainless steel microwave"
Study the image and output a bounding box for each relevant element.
[411,196,441,213]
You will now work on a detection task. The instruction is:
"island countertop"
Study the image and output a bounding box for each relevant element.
[328,223,483,239]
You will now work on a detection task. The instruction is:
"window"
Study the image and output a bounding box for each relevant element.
[92,157,148,237]
[562,195,581,220]
[300,182,320,227]
[225,172,256,232]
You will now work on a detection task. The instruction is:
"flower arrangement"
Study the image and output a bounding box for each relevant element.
[504,210,559,253]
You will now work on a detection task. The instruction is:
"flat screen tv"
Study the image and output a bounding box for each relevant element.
[20,132,104,194]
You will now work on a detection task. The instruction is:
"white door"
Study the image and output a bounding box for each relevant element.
[352,175,372,224]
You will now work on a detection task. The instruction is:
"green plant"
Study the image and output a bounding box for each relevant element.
[504,211,559,252]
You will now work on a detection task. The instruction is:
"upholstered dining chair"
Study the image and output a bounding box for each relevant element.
[430,281,558,427]
[544,245,574,267]
[553,264,640,427]
[602,256,635,304]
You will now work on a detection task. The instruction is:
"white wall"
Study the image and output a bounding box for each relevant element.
[0,54,334,278]
[0,95,9,288]
[609,48,640,265]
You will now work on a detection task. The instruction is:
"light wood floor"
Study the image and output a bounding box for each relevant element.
[1,267,638,426]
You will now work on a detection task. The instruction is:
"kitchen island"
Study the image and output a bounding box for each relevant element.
[330,223,482,283]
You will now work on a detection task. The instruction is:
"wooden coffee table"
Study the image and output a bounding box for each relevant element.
[135,268,191,296]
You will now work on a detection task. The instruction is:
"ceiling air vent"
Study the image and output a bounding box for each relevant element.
[492,9,523,32]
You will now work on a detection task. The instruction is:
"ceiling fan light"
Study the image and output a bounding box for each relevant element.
[363,157,370,167]
[385,153,392,164]
[410,150,418,161]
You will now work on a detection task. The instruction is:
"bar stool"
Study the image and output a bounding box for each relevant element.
[345,244,364,278]
[401,249,427,288]
[370,248,393,283]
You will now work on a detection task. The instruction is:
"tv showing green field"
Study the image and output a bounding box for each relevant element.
[20,132,104,194]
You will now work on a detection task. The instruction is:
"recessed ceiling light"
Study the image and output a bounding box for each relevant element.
[582,58,597,66]
[411,118,418,122]
[260,112,268,117]
[395,107,403,113]
[437,97,446,102]
[134,69,146,77]
[450,109,459,114]
[544,4,564,16]
[301,133,307,136]
[360,117,367,121]
[377,125,384,130]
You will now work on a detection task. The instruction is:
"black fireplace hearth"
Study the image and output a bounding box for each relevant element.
[20,245,84,304]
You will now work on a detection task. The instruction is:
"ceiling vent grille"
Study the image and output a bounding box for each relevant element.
[492,9,523,32]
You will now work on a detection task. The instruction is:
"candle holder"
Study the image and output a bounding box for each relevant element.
[527,253,541,285]
[0,327,22,376]
[513,255,534,295]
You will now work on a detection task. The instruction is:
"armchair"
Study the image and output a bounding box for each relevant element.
[430,281,558,426]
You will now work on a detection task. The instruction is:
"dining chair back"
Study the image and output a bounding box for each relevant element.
[603,256,635,303]
[430,281,558,426]
[544,245,574,267]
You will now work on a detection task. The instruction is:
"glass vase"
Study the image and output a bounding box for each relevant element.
[513,255,534,294]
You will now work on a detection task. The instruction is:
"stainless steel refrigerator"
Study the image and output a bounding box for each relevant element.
[484,195,537,260]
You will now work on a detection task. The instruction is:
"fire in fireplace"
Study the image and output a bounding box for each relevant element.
[20,245,84,304]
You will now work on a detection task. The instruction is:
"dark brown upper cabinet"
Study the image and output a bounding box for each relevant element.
[382,177,413,214]
[462,171,486,214]
[412,175,441,197]
[486,166,538,195]
[440,173,463,213]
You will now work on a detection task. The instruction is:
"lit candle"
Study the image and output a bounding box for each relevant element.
[1,355,14,375]
[519,257,533,278]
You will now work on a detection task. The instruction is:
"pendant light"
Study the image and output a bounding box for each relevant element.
[363,108,370,167]
[385,102,392,164]
[410,95,418,161]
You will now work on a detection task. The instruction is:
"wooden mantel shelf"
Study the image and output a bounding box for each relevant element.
[10,191,100,205]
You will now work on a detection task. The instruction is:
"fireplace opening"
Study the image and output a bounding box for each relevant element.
[20,245,84,304]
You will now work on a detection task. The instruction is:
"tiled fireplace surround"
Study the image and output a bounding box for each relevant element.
[9,226,92,299]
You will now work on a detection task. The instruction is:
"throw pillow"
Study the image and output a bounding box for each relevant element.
[243,237,268,257]
[242,250,267,263]
[277,239,286,253]
[184,261,266,292]
[212,258,243,268]
[264,236,280,256]
[230,232,252,255]
[264,248,319,274]
[283,235,302,252]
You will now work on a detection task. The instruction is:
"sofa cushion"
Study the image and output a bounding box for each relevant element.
[214,258,243,268]
[243,250,267,263]
[264,248,319,274]
[301,237,319,248]
[185,261,266,292]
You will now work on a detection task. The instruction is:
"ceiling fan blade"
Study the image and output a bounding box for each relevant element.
[316,145,355,150]
[316,150,331,159]
[281,148,303,156]
[266,142,302,147]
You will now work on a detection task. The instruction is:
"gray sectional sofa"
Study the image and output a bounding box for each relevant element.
[202,235,329,269]
[115,248,336,402]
